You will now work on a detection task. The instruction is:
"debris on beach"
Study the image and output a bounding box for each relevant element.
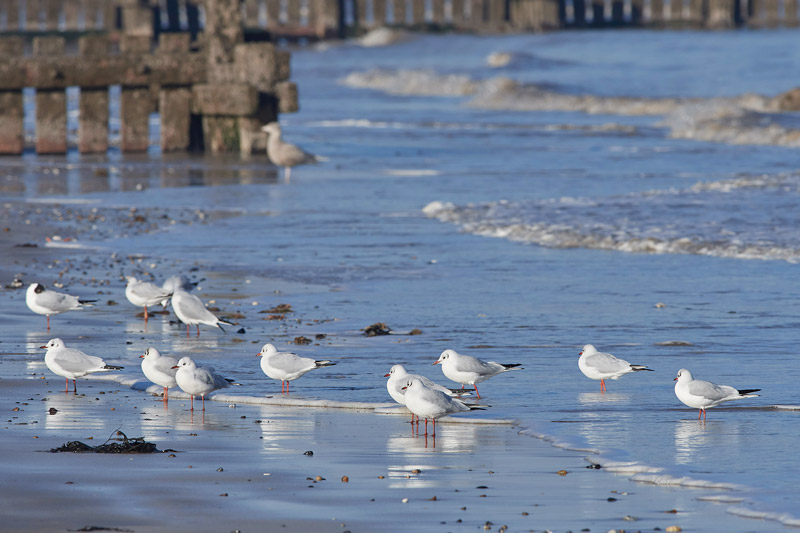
[363,322,392,336]
[655,340,694,346]
[50,430,170,454]
[293,336,312,345]
[260,303,294,320]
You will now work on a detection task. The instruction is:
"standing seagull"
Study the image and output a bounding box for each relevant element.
[433,349,522,399]
[578,344,652,392]
[41,338,123,393]
[26,282,95,330]
[674,368,760,420]
[140,347,178,401]
[125,276,172,321]
[261,122,323,182]
[170,288,233,337]
[385,364,467,422]
[172,356,234,411]
[402,378,483,436]
[257,343,336,393]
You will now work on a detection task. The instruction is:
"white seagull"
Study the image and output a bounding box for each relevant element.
[41,338,123,393]
[26,282,96,330]
[125,276,172,321]
[402,378,483,436]
[578,344,653,392]
[433,349,522,399]
[159,274,202,308]
[170,288,233,336]
[257,343,336,393]
[385,364,467,422]
[172,356,234,411]
[140,347,178,401]
[261,122,323,182]
[674,368,760,420]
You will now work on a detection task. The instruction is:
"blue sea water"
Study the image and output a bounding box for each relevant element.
[3,28,800,529]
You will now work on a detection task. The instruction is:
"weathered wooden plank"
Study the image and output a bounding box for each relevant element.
[432,0,445,22]
[36,89,68,154]
[266,0,280,25]
[287,0,302,24]
[373,0,387,24]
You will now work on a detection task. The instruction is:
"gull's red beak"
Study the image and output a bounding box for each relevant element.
[383,373,390,377]
[401,386,407,390]
[40,345,47,349]
[432,360,440,365]
[139,354,145,358]
[171,365,179,369]
[674,377,678,381]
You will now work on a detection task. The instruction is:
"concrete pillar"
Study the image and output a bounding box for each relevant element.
[432,0,445,22]
[488,0,507,26]
[120,0,154,37]
[611,0,624,21]
[275,81,299,113]
[470,0,486,23]
[26,0,40,29]
[706,0,734,26]
[288,0,302,24]
[78,34,110,154]
[44,0,60,30]
[267,0,281,25]
[79,89,110,153]
[205,0,244,82]
[373,0,387,24]
[120,87,151,152]
[0,91,24,154]
[670,0,683,20]
[451,0,466,24]
[33,37,67,154]
[763,0,778,25]
[65,0,80,29]
[591,0,604,23]
[314,0,341,38]
[650,0,664,22]
[4,1,20,29]
[786,0,798,25]
[412,0,425,22]
[630,0,643,22]
[393,0,406,23]
[159,88,192,152]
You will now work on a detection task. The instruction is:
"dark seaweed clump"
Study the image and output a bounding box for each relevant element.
[50,431,170,454]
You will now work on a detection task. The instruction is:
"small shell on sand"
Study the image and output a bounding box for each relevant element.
[666,527,682,532]
[557,470,568,476]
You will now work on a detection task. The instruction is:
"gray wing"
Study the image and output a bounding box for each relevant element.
[176,292,217,321]
[457,356,503,374]
[154,356,179,376]
[131,281,170,300]
[269,352,315,373]
[40,290,79,311]
[688,379,737,401]
[57,349,105,373]
[275,142,318,166]
[585,352,630,373]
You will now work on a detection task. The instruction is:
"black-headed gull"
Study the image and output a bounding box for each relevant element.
[140,347,178,401]
[261,122,323,182]
[159,275,203,308]
[257,343,336,393]
[578,344,652,392]
[26,282,96,330]
[433,349,522,399]
[125,277,172,321]
[41,338,123,393]
[385,364,467,422]
[674,368,760,420]
[402,378,483,436]
[170,288,233,336]
[172,356,235,411]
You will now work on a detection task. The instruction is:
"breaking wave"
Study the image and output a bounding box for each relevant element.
[341,67,800,147]
[423,172,800,263]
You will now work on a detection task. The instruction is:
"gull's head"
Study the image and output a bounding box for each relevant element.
[140,347,161,359]
[261,122,281,136]
[675,368,692,382]
[580,344,597,356]
[386,364,407,378]
[434,349,457,365]
[41,338,64,350]
[401,377,421,391]
[28,283,46,295]
[125,276,138,284]
[174,356,195,370]
[257,343,277,357]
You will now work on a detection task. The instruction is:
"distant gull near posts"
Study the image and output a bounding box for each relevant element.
[261,122,325,182]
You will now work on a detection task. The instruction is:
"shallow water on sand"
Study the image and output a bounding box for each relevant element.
[2,28,800,530]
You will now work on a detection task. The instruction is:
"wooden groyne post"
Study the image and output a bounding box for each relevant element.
[0,0,298,155]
